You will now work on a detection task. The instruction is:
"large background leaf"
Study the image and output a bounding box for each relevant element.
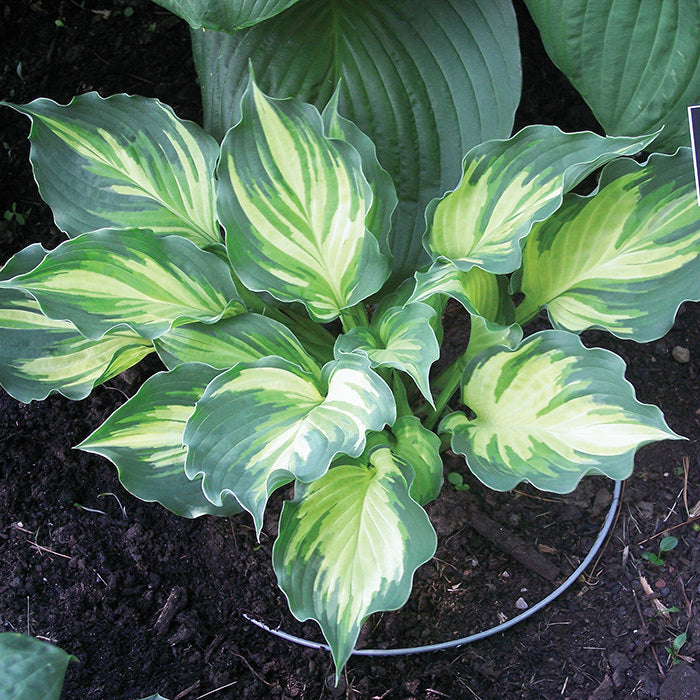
[152,0,300,29]
[525,0,700,152]
[191,0,521,283]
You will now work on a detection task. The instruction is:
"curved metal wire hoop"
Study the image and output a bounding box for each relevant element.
[244,479,622,657]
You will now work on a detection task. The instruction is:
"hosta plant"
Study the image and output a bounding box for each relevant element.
[2,75,700,676]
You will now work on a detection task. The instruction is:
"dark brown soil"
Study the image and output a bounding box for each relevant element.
[1,2,700,699]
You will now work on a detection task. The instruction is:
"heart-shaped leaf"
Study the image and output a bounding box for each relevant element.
[217,79,389,322]
[1,230,244,340]
[78,363,242,518]
[2,94,220,247]
[273,447,436,675]
[191,0,521,282]
[517,150,700,341]
[441,330,680,493]
[525,0,700,152]
[183,352,395,532]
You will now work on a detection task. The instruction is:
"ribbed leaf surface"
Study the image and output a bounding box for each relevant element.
[152,0,300,29]
[217,81,389,321]
[78,363,242,518]
[3,94,220,247]
[0,243,152,402]
[191,0,521,281]
[273,448,436,674]
[525,0,700,152]
[183,353,395,532]
[441,331,680,493]
[1,230,243,340]
[0,293,151,402]
[154,313,320,378]
[518,150,700,341]
[425,126,657,274]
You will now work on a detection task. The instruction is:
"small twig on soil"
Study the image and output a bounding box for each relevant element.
[173,681,200,700]
[678,575,694,617]
[425,689,451,698]
[28,541,72,559]
[683,456,700,518]
[512,489,562,503]
[651,645,665,677]
[468,508,560,582]
[232,652,272,686]
[636,515,700,546]
[196,681,237,699]
[631,589,648,630]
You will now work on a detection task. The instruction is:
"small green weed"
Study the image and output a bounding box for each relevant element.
[642,535,678,566]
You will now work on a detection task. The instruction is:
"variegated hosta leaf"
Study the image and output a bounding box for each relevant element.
[425,126,657,274]
[2,94,220,247]
[217,79,390,322]
[525,0,700,153]
[517,150,700,341]
[191,0,521,282]
[154,312,321,379]
[321,91,397,256]
[440,330,680,493]
[273,447,437,674]
[334,302,439,405]
[152,0,300,29]
[1,229,244,341]
[409,262,513,323]
[77,363,242,518]
[0,242,153,402]
[391,416,443,505]
[0,633,74,700]
[0,291,152,402]
[183,352,396,533]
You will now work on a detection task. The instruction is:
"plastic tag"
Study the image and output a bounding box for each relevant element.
[690,105,700,205]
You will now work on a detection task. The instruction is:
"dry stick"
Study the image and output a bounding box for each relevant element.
[638,456,700,546]
[468,508,560,582]
[196,681,238,699]
[636,515,700,546]
[27,541,71,560]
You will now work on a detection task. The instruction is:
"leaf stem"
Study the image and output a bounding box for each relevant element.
[339,303,369,333]
[513,295,542,326]
[423,357,466,431]
[391,371,412,418]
